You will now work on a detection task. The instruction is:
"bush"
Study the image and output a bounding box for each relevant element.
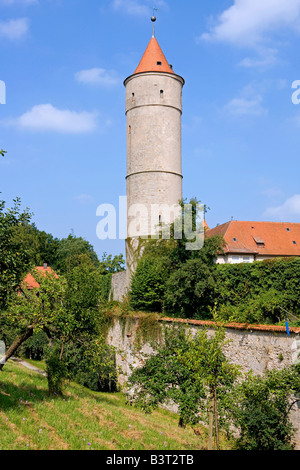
[164,259,216,319]
[214,258,300,325]
[130,257,171,312]
[232,366,300,450]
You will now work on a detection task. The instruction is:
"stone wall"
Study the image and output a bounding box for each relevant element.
[110,271,130,302]
[106,315,300,449]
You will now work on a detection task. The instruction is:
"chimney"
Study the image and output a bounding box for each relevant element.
[43,263,48,270]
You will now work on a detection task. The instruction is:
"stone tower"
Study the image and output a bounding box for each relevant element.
[124,25,185,274]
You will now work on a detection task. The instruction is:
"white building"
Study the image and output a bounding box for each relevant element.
[206,220,300,264]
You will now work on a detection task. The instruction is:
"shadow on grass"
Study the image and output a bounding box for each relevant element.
[0,361,126,413]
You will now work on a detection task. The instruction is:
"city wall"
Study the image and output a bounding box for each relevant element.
[106,314,300,449]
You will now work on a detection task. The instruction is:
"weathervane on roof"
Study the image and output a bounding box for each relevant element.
[151,8,158,37]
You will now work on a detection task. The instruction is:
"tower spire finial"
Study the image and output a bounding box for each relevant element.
[151,8,158,37]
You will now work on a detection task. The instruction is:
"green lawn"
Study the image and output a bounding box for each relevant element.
[0,360,228,451]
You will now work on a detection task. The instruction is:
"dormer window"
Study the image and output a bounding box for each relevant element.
[254,236,265,247]
[157,61,162,66]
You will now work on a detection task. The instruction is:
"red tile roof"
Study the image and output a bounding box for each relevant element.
[161,316,300,334]
[206,220,300,256]
[134,37,175,75]
[22,265,58,290]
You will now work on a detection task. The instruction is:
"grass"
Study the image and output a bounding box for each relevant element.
[0,360,231,451]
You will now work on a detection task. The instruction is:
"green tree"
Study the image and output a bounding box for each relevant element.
[0,268,66,371]
[55,233,100,273]
[0,264,116,394]
[0,197,32,310]
[128,325,240,449]
[128,198,224,316]
[130,256,172,312]
[128,326,206,428]
[163,258,216,319]
[178,327,240,450]
[99,252,125,274]
[231,365,300,450]
[10,223,60,268]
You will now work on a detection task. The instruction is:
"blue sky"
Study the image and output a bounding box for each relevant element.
[1,0,300,260]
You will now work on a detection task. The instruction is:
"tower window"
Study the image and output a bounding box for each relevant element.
[157,61,162,66]
[160,90,164,97]
[128,125,131,134]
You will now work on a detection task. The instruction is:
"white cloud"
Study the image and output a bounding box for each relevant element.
[0,18,29,40]
[224,96,267,116]
[75,68,119,87]
[201,0,300,47]
[7,104,98,134]
[238,48,279,68]
[264,194,300,220]
[224,83,268,116]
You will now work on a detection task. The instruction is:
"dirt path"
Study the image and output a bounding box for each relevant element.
[11,358,47,376]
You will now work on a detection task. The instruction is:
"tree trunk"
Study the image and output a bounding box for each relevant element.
[208,391,214,450]
[214,387,220,450]
[0,326,34,370]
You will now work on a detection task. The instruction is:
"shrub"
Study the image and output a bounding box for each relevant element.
[164,259,216,319]
[232,366,300,450]
[130,257,171,312]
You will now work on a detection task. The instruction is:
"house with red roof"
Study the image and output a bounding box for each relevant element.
[21,263,58,291]
[206,220,300,264]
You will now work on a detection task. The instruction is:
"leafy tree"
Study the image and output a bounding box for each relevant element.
[128,326,206,428]
[54,233,100,273]
[0,149,6,157]
[178,327,240,450]
[130,256,172,312]
[128,198,224,316]
[0,268,66,371]
[10,222,60,268]
[0,264,117,394]
[231,365,300,450]
[99,252,125,274]
[0,197,32,310]
[163,258,216,319]
[128,325,240,449]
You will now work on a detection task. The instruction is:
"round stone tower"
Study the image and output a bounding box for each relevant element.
[124,27,185,274]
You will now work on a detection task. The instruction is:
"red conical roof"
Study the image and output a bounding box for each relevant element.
[134,37,175,75]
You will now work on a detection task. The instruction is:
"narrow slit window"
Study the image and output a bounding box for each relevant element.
[160,90,164,97]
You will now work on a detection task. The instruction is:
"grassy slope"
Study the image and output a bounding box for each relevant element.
[0,360,220,451]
